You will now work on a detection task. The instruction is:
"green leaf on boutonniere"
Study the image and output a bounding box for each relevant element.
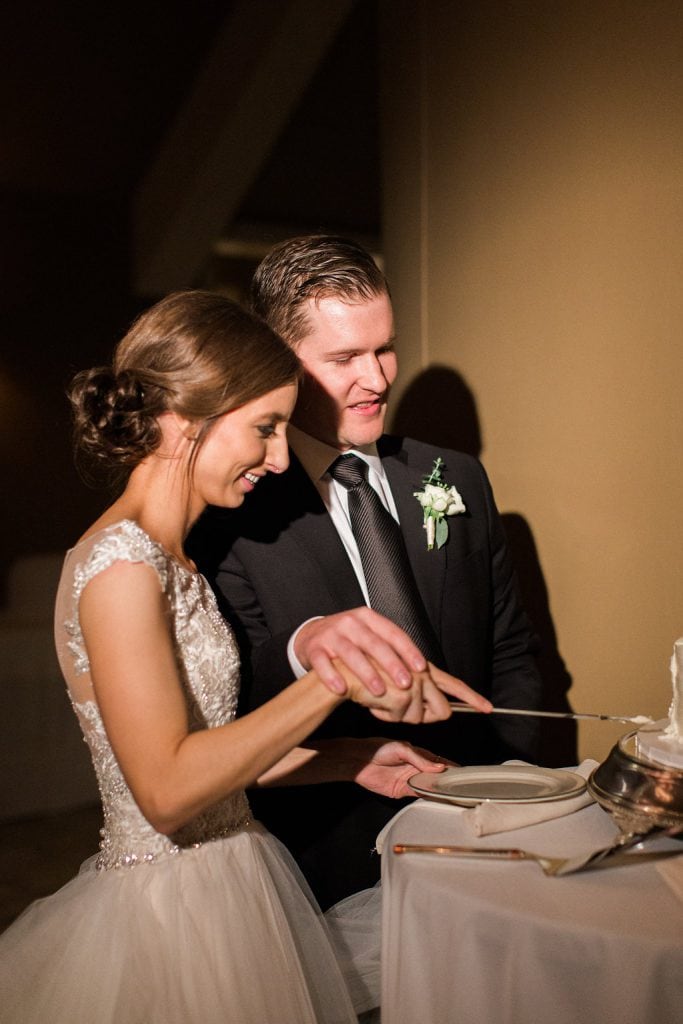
[435,517,449,549]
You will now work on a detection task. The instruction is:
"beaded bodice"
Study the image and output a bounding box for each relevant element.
[54,520,252,870]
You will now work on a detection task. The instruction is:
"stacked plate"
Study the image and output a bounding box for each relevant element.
[408,764,586,806]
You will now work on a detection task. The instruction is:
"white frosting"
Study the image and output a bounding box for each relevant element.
[635,637,683,768]
[664,638,683,741]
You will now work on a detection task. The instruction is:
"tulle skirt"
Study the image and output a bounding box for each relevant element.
[0,820,381,1024]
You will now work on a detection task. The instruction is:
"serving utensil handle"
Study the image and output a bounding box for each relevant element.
[393,843,527,860]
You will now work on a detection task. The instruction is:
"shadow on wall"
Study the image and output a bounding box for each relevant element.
[390,364,577,768]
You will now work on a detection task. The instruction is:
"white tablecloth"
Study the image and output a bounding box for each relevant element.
[380,800,683,1024]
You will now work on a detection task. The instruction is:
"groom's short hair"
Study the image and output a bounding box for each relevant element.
[250,234,389,347]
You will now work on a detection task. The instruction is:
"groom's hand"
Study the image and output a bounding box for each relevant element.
[294,607,428,697]
[352,739,457,799]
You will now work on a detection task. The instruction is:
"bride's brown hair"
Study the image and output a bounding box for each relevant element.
[70,290,300,483]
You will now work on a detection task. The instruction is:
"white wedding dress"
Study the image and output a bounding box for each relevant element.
[0,520,380,1023]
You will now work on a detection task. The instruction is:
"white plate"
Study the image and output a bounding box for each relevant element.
[408,765,587,805]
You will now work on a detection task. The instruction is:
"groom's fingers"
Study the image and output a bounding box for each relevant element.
[427,663,492,713]
[295,608,428,695]
[296,612,384,692]
[311,653,350,696]
[311,643,385,696]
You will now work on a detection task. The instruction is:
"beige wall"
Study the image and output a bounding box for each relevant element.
[381,0,683,762]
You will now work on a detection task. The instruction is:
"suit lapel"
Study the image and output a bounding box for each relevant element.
[379,439,447,631]
[277,452,366,612]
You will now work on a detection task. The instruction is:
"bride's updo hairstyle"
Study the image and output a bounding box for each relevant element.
[70,290,300,484]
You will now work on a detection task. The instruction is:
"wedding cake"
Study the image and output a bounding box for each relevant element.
[635,638,683,769]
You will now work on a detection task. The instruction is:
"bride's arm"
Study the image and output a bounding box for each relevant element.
[80,561,474,835]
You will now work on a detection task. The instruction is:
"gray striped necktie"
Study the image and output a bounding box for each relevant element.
[329,454,443,664]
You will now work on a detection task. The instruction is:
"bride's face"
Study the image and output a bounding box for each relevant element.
[191,383,297,509]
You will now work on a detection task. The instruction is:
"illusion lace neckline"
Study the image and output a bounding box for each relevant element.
[69,519,199,578]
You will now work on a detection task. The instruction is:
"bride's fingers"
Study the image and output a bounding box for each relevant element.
[377,676,425,723]
[352,675,414,720]
[370,706,406,723]
[419,677,453,723]
[343,659,431,722]
[373,675,450,724]
[398,678,427,724]
[427,663,492,712]
[348,659,489,725]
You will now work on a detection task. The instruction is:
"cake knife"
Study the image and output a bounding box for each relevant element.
[448,704,653,726]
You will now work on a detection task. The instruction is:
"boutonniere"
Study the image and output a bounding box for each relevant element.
[413,457,466,550]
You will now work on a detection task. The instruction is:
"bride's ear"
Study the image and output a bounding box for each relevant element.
[157,411,199,449]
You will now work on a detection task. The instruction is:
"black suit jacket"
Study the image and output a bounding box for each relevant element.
[188,437,542,907]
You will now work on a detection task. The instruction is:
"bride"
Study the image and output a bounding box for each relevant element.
[0,291,489,1023]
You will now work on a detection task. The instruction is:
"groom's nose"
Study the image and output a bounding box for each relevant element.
[356,353,388,392]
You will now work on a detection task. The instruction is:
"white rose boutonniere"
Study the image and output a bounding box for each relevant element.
[413,457,466,550]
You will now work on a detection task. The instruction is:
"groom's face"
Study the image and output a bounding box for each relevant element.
[291,292,398,451]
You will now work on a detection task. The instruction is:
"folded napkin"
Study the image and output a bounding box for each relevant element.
[462,759,598,837]
[656,857,683,903]
[375,760,599,852]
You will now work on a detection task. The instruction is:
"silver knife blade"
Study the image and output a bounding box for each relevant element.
[448,704,653,726]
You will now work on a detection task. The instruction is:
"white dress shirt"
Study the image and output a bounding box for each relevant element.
[285,424,401,676]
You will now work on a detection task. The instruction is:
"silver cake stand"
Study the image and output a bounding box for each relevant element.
[589,727,683,833]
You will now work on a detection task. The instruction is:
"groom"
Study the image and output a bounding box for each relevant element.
[188,235,542,907]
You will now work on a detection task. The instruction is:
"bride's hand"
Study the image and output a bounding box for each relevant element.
[334,659,491,724]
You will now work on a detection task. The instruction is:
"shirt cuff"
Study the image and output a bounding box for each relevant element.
[287,616,324,678]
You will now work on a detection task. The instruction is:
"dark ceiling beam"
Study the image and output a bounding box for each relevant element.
[133,0,355,296]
